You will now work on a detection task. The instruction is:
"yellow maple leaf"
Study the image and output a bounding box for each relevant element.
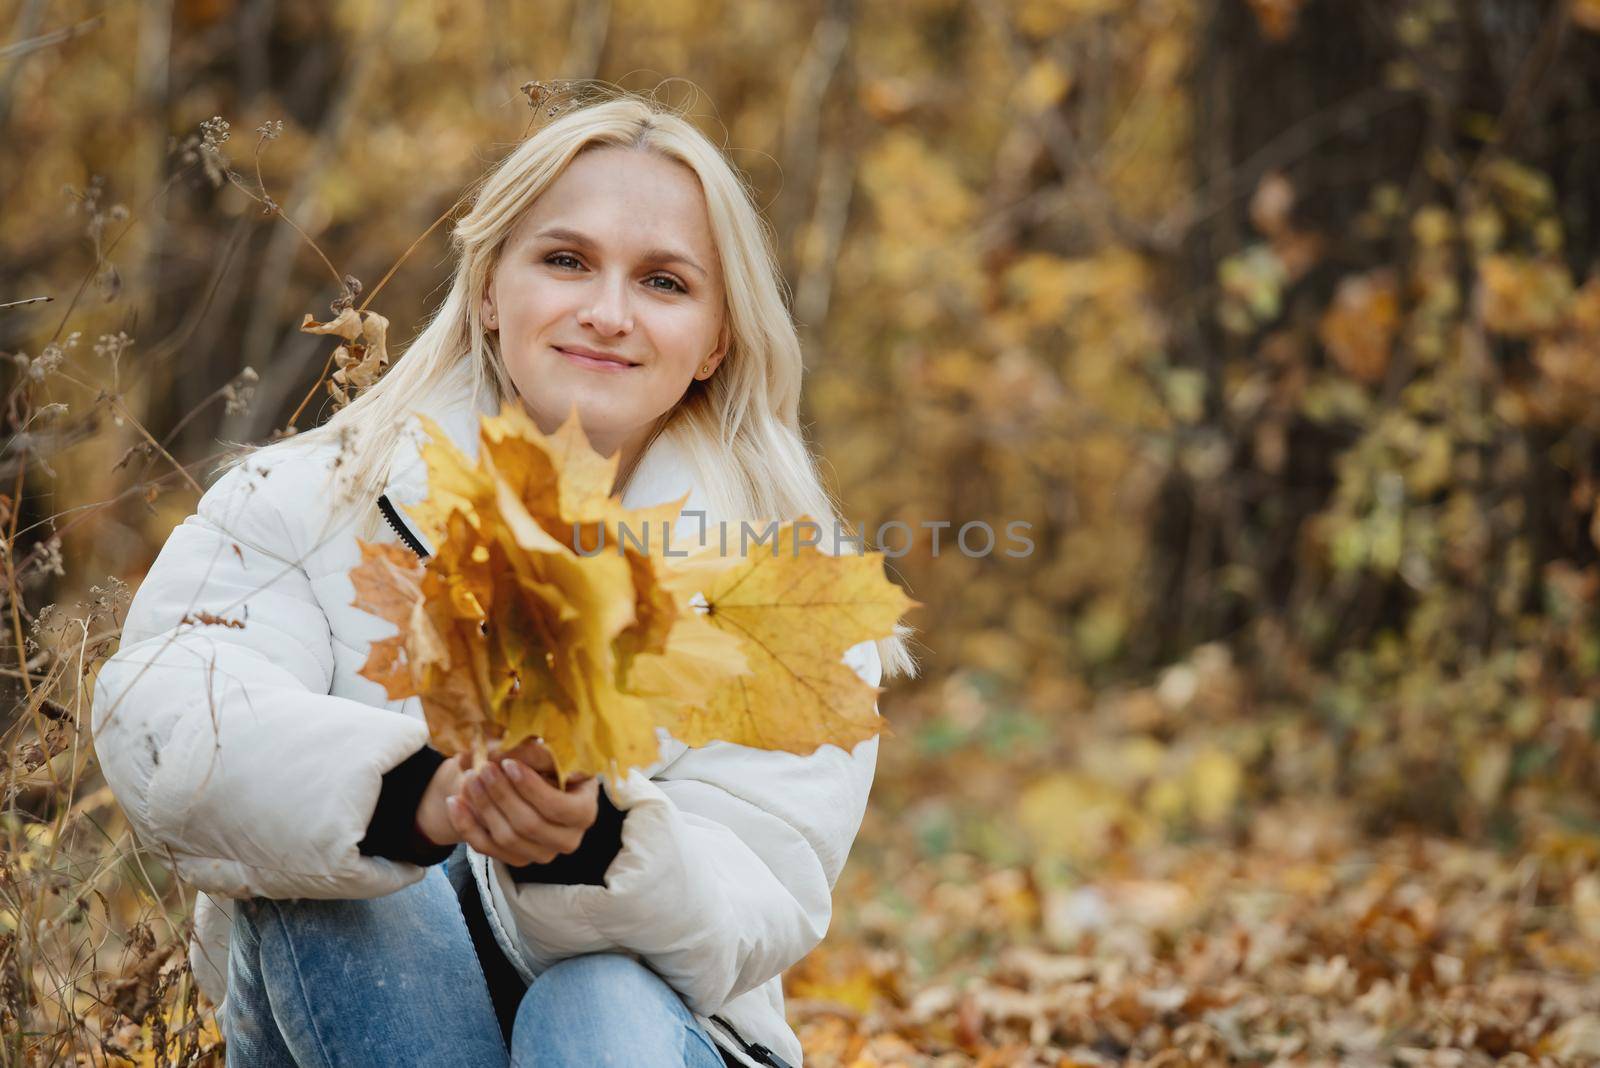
[351,400,915,781]
[661,522,914,753]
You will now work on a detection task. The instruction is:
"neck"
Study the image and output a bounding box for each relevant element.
[612,417,667,495]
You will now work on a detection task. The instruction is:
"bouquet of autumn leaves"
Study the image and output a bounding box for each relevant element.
[349,402,915,786]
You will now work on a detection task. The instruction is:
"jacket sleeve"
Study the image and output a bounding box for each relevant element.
[90,449,434,901]
[358,744,455,867]
[483,638,883,1016]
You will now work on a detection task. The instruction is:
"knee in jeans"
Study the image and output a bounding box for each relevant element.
[530,953,661,1002]
[516,953,688,1044]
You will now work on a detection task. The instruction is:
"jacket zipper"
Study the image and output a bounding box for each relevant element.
[375,494,794,1068]
[378,494,430,558]
[708,1014,794,1068]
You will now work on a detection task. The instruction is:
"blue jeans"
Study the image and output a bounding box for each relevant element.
[222,859,729,1067]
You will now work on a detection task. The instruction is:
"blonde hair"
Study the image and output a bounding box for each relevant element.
[221,89,917,680]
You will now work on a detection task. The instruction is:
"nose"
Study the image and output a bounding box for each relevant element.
[577,271,633,336]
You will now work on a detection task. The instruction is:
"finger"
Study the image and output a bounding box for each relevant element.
[487,765,586,854]
[502,760,598,829]
[478,763,566,844]
[495,738,591,787]
[460,783,560,869]
[470,766,582,858]
[503,738,558,778]
[512,741,588,783]
[446,796,500,858]
[462,771,525,849]
[452,794,551,866]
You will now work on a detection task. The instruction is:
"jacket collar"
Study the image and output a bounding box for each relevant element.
[378,370,716,556]
[378,370,501,511]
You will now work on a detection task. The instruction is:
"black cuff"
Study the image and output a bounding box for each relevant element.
[358,744,454,867]
[507,784,627,886]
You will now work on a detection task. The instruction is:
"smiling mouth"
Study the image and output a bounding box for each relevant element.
[554,346,639,372]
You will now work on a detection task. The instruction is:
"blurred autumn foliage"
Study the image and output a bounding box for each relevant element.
[5,0,1600,1064]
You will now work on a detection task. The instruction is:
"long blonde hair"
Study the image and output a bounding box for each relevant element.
[223,90,917,681]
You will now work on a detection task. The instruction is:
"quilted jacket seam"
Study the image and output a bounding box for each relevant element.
[178,510,336,691]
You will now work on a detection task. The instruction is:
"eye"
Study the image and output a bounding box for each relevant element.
[646,274,686,294]
[546,252,583,270]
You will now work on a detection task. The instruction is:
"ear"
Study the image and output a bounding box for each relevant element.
[481,272,498,328]
[704,321,731,374]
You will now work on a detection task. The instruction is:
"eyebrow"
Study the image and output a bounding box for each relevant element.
[532,226,709,281]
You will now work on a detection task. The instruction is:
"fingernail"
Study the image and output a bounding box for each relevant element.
[482,763,500,785]
[503,760,524,783]
[468,777,485,799]
[446,796,460,816]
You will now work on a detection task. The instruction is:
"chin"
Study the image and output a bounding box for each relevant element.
[522,396,622,449]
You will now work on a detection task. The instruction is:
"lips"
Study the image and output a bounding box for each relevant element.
[554,345,639,372]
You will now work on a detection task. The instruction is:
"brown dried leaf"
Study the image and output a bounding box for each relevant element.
[1319,269,1399,385]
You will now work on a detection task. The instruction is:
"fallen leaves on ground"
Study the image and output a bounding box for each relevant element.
[790,801,1600,1066]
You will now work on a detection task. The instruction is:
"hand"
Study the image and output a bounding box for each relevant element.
[449,739,601,866]
[415,754,469,850]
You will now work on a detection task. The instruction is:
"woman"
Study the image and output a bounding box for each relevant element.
[90,91,916,1067]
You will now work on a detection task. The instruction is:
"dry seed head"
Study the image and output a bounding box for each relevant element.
[94,331,132,360]
[200,116,231,147]
[223,367,258,416]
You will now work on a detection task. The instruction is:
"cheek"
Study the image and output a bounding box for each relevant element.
[649,307,720,368]
[500,275,567,330]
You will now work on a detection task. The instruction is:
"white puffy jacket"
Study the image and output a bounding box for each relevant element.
[89,373,883,1067]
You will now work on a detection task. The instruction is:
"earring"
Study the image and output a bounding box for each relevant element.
[700,363,712,377]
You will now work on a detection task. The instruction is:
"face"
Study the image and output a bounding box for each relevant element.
[483,146,729,477]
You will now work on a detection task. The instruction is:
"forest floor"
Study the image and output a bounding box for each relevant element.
[786,702,1600,1067]
[794,803,1600,1066]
